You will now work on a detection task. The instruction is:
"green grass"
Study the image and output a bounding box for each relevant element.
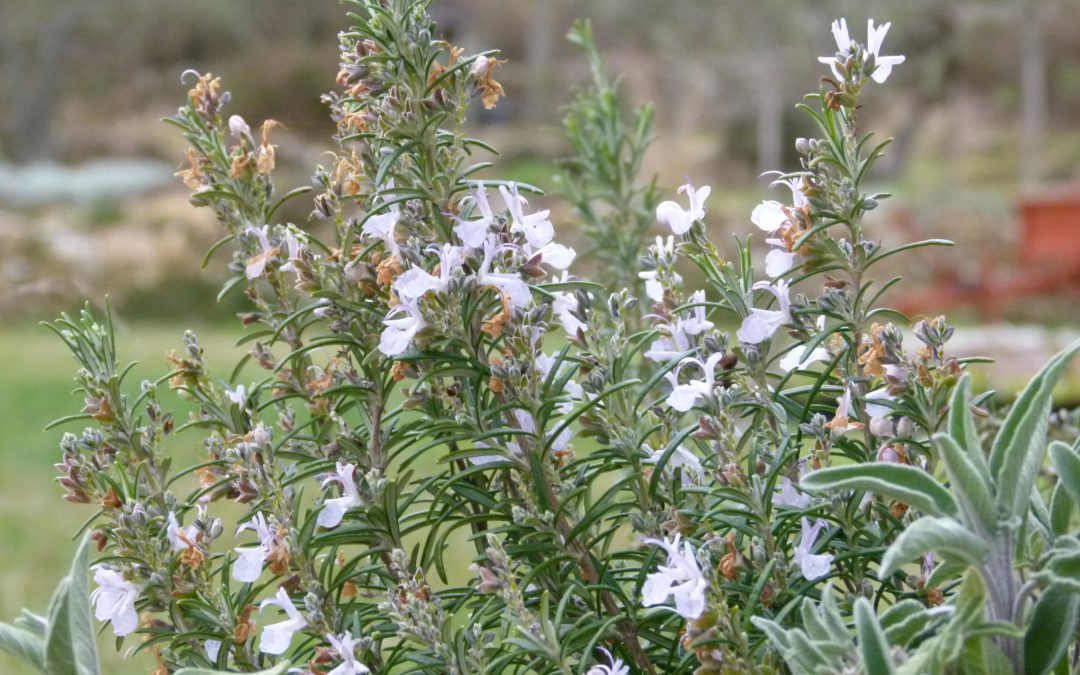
[0,322,246,674]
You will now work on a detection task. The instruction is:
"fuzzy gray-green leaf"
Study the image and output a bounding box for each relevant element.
[855,597,894,675]
[1024,587,1079,675]
[43,577,75,675]
[66,533,100,675]
[990,339,1080,519]
[879,516,989,579]
[0,623,46,673]
[802,463,958,519]
[948,375,990,476]
[1050,441,1080,516]
[935,433,997,532]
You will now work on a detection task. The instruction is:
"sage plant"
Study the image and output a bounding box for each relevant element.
[36,5,1080,675]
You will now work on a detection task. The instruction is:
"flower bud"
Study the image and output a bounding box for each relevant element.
[869,416,893,438]
[897,416,915,439]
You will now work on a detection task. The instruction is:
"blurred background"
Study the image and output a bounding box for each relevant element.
[1,0,1079,671]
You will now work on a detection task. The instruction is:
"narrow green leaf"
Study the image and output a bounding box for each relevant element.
[1024,588,1079,675]
[990,339,1080,519]
[802,464,958,519]
[855,597,894,675]
[879,517,989,579]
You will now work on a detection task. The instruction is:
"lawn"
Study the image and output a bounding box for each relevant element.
[0,321,247,674]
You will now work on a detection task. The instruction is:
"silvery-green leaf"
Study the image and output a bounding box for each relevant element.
[66,533,100,675]
[1050,441,1080,514]
[0,623,46,673]
[802,463,958,519]
[43,576,75,675]
[948,375,990,477]
[855,597,894,675]
[1049,480,1074,537]
[881,600,938,647]
[879,517,989,579]
[934,433,996,532]
[990,339,1080,519]
[1024,587,1079,675]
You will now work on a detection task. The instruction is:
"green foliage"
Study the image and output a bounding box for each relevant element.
[28,3,1080,675]
[556,19,658,296]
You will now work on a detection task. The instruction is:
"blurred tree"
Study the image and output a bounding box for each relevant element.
[1,5,82,162]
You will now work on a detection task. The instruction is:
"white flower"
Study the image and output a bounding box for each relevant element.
[765,174,809,210]
[228,114,252,142]
[764,248,796,278]
[736,279,792,344]
[825,386,864,436]
[499,182,554,249]
[167,512,199,552]
[643,292,712,363]
[552,287,586,335]
[751,200,788,233]
[655,234,677,262]
[205,639,222,662]
[258,587,307,655]
[639,268,683,302]
[865,20,906,83]
[817,18,855,81]
[225,384,247,405]
[864,387,895,420]
[245,225,279,279]
[394,244,465,301]
[683,290,714,335]
[478,235,532,310]
[793,518,834,581]
[91,568,139,636]
[326,631,371,675]
[317,462,362,529]
[665,352,727,412]
[378,297,425,356]
[773,476,812,510]
[778,344,830,373]
[250,422,272,446]
[470,409,570,467]
[360,184,402,259]
[644,322,692,363]
[587,648,629,675]
[641,535,707,619]
[535,351,584,414]
[232,512,284,583]
[640,234,680,297]
[643,443,703,484]
[455,183,497,248]
[656,182,710,235]
[526,240,576,270]
[819,18,905,84]
[279,231,303,274]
